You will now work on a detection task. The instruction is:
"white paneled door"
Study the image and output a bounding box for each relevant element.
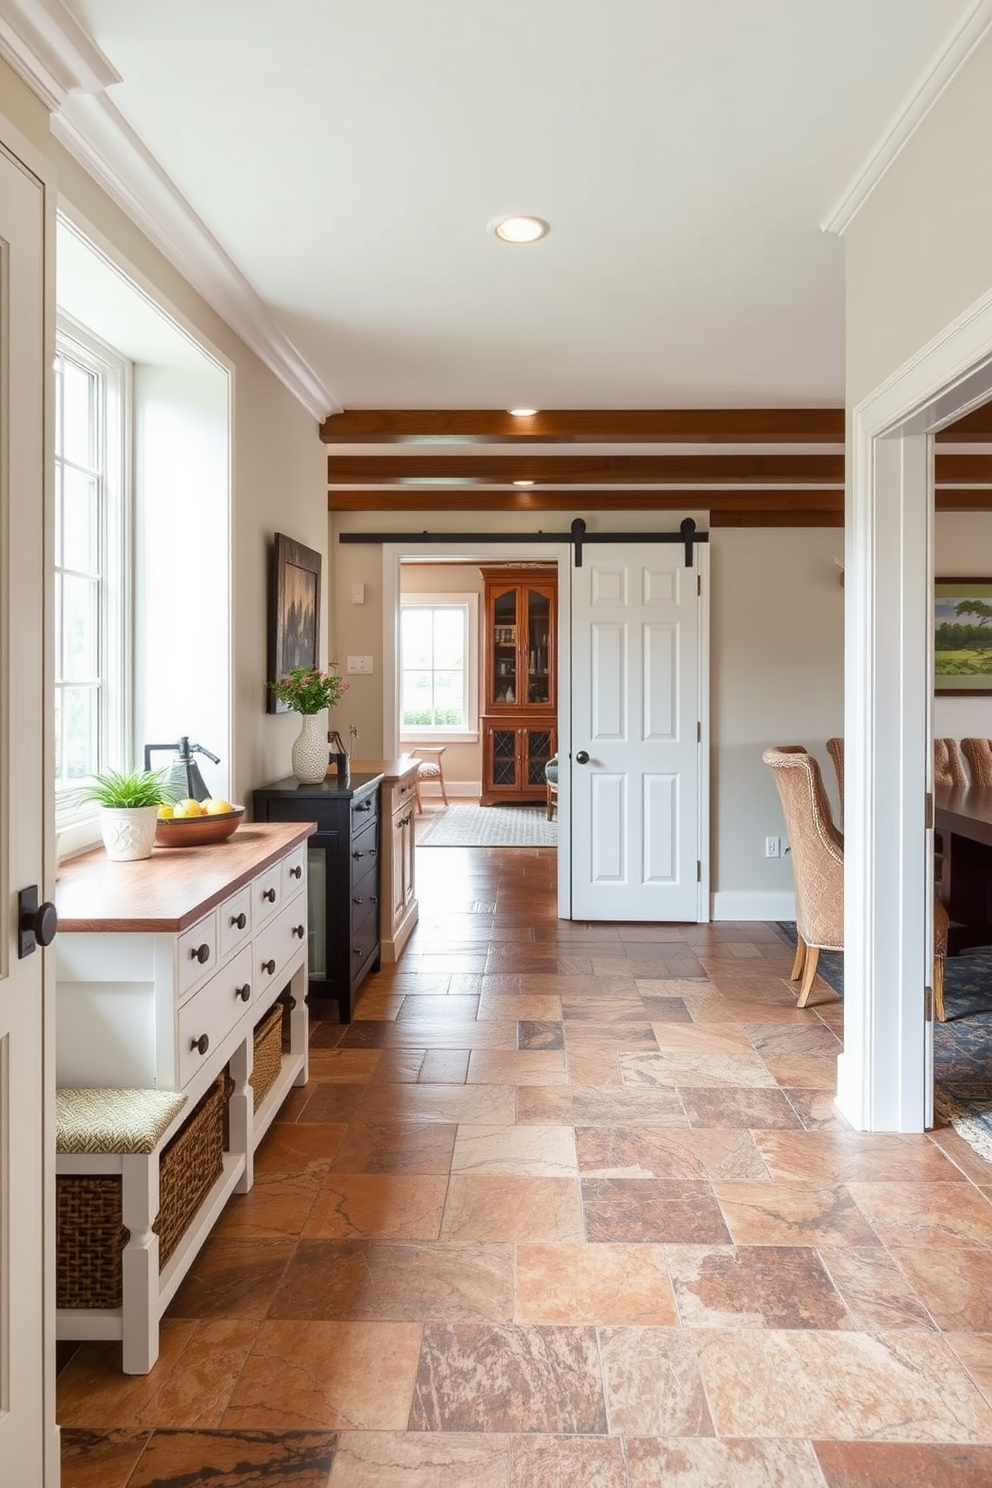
[570,543,706,921]
[0,141,51,1480]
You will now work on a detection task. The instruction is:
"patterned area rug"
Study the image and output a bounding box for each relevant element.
[416,804,558,848]
[776,922,992,1163]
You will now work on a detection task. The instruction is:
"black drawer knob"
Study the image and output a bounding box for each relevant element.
[231,912,247,929]
[292,923,305,938]
[289,864,303,879]
[261,958,276,975]
[190,1033,209,1056]
[370,895,378,904]
[352,896,363,905]
[262,888,277,903]
[190,943,210,964]
[236,984,251,1003]
[355,801,372,813]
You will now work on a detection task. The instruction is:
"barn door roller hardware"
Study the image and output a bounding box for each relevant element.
[339,516,708,568]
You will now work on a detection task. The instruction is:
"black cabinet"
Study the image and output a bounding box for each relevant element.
[252,771,383,1021]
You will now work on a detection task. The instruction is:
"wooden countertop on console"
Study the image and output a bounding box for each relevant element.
[55,821,316,933]
[349,755,420,784]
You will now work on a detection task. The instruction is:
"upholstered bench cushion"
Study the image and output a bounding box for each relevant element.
[417,761,442,778]
[56,1088,188,1155]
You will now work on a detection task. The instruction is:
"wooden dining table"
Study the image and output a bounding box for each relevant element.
[935,783,992,954]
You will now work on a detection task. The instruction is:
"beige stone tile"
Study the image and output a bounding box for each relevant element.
[358,1082,517,1125]
[696,1329,992,1440]
[441,1176,583,1241]
[451,1124,578,1177]
[576,1125,770,1181]
[302,1173,448,1239]
[755,1130,968,1185]
[330,1431,510,1487]
[515,1241,676,1325]
[891,1246,992,1331]
[511,1434,627,1487]
[599,1327,713,1436]
[714,1182,879,1247]
[223,1320,423,1430]
[475,993,563,1021]
[626,1438,827,1488]
[467,1049,569,1085]
[847,1181,992,1250]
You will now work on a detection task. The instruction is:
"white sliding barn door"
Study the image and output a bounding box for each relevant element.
[0,141,53,1480]
[570,543,705,921]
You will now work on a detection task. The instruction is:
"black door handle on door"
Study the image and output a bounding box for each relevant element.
[575,750,590,764]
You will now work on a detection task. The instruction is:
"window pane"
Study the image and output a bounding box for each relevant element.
[62,467,99,575]
[60,685,98,781]
[62,359,97,469]
[433,671,465,726]
[54,358,63,458]
[401,609,433,668]
[401,671,434,727]
[433,610,464,669]
[62,575,98,681]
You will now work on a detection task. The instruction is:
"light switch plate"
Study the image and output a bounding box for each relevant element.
[347,655,374,674]
[351,583,365,604]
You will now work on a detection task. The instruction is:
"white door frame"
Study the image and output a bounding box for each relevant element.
[841,285,992,1132]
[381,540,573,918]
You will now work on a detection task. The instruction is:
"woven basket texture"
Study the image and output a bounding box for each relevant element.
[249,1000,285,1111]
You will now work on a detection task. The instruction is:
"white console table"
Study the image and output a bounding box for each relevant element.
[53,821,315,1372]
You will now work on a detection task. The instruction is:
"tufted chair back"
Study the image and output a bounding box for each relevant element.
[825,737,844,826]
[961,738,992,788]
[935,738,969,790]
[763,747,843,958]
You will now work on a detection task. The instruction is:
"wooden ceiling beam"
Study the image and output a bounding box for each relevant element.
[936,405,992,441]
[327,453,847,484]
[320,408,846,444]
[329,488,845,513]
[710,509,844,528]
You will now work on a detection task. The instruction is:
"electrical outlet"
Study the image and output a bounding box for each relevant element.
[765,836,782,859]
[346,655,374,675]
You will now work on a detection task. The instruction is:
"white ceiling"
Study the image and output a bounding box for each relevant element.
[58,0,982,415]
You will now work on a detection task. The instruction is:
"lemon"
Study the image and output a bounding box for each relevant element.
[156,804,174,820]
[202,798,234,815]
[173,798,204,818]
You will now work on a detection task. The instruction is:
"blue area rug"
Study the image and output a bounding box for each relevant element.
[776,922,992,1162]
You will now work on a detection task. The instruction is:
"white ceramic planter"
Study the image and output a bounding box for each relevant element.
[99,805,160,861]
[291,712,328,785]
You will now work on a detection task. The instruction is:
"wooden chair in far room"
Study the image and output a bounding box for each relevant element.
[825,736,844,827]
[545,755,558,821]
[935,738,969,890]
[763,745,949,1015]
[961,738,992,787]
[410,746,449,813]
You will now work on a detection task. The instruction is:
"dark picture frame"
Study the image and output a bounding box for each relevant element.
[267,532,322,714]
[935,576,992,696]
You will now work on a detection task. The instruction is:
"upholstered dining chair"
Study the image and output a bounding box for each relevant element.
[936,737,969,789]
[825,736,844,826]
[410,746,449,813]
[763,745,949,1013]
[962,738,992,788]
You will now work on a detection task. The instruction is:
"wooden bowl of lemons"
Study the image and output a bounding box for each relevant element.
[154,798,245,847]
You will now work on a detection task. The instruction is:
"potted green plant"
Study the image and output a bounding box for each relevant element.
[77,766,174,861]
[266,664,349,784]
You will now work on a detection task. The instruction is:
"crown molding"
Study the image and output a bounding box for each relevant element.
[0,0,337,420]
[0,0,118,110]
[53,93,337,420]
[822,0,992,236]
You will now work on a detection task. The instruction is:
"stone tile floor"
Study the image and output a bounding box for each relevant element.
[58,845,992,1486]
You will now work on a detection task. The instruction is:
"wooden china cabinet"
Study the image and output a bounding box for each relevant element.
[480,565,557,806]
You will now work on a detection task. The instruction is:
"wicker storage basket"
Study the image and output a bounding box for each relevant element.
[249,1000,285,1112]
[56,1074,227,1309]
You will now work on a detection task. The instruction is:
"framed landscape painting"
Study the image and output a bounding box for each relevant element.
[935,577,992,695]
[267,532,322,713]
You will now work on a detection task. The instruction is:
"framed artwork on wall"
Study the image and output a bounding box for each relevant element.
[267,532,322,713]
[935,576,992,695]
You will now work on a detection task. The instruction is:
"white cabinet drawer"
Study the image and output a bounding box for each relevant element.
[219,885,253,960]
[282,845,307,898]
[176,910,219,1000]
[254,898,307,1002]
[177,945,253,1088]
[253,862,283,928]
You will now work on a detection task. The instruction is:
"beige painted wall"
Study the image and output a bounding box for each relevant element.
[52,148,328,807]
[846,33,992,407]
[399,563,484,791]
[0,57,50,151]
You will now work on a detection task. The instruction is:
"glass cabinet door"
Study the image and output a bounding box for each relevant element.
[524,726,556,787]
[491,587,518,706]
[526,588,552,705]
[307,844,327,978]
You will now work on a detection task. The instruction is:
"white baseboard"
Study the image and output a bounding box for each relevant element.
[711,890,795,922]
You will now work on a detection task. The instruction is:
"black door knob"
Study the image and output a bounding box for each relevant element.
[575,750,590,764]
[18,891,58,957]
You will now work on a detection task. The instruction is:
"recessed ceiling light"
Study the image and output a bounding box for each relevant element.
[492,215,549,244]
[508,408,538,418]
[513,479,536,487]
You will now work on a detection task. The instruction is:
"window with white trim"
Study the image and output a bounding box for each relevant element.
[399,593,478,738]
[54,322,129,828]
